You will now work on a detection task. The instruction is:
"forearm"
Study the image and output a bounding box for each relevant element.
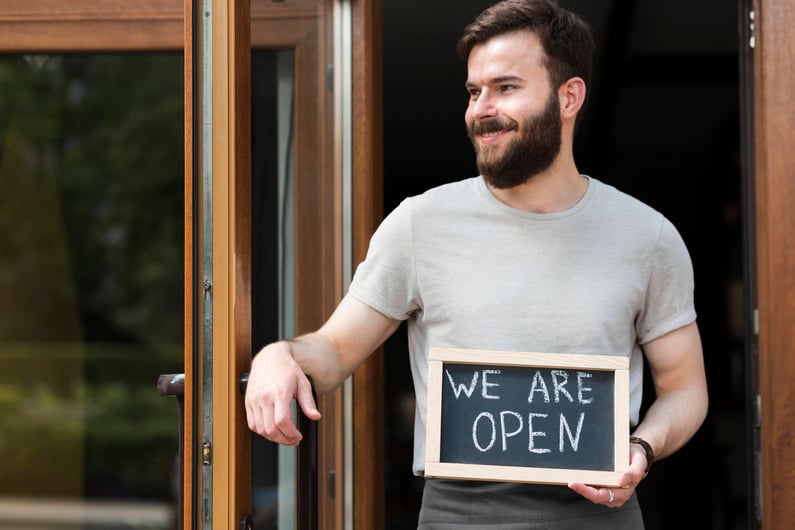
[568,381,707,507]
[632,382,708,460]
[254,294,400,396]
[283,331,353,395]
[632,322,708,462]
[248,333,348,399]
[247,295,399,445]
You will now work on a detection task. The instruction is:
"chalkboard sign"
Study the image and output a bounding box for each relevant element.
[425,348,629,487]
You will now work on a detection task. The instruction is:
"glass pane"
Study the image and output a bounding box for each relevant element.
[0,53,183,529]
[250,48,296,530]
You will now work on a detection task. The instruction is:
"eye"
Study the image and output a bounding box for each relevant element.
[467,87,481,99]
[499,84,517,93]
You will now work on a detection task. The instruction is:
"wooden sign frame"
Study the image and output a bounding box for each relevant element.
[425,348,630,487]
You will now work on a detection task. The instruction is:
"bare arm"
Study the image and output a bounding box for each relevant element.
[245,294,401,445]
[630,321,708,459]
[570,321,708,506]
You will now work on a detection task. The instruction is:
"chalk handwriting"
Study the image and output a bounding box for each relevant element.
[471,410,587,454]
[446,369,502,400]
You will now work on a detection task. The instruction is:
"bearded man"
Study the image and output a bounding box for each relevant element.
[245,1,708,528]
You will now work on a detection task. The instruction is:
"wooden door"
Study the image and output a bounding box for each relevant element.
[188,0,338,527]
[0,1,383,529]
[0,2,186,530]
[751,0,795,528]
[187,0,384,528]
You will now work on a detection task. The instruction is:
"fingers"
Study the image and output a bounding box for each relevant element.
[244,342,324,445]
[246,391,298,445]
[568,481,633,508]
[246,396,303,445]
[568,443,647,507]
[296,377,322,421]
[246,376,314,446]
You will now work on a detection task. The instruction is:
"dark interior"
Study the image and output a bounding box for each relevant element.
[381,1,748,528]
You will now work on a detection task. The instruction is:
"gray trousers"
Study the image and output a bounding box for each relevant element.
[418,479,644,530]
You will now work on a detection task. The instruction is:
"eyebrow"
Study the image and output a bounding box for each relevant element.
[465,74,525,90]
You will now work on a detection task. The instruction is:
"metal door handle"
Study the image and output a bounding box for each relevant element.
[157,373,185,530]
[239,371,318,530]
[158,372,318,530]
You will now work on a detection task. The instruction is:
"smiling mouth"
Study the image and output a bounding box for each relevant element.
[471,118,517,140]
[476,128,515,145]
[480,129,508,138]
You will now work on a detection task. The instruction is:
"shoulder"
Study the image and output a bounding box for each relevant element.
[586,178,694,262]
[385,177,483,225]
[590,178,693,266]
[408,177,481,208]
[372,178,480,238]
[589,178,662,220]
[587,177,670,236]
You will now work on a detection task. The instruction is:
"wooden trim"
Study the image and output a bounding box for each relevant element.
[754,0,795,526]
[231,0,254,527]
[286,2,343,528]
[293,21,336,338]
[246,3,343,528]
[251,0,321,47]
[0,0,324,52]
[351,0,385,529]
[0,0,183,51]
[210,0,253,527]
[245,2,342,528]
[183,0,195,527]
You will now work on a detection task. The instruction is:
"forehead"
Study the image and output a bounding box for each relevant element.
[466,30,549,85]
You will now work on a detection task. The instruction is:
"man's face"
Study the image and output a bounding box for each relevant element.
[464,31,563,189]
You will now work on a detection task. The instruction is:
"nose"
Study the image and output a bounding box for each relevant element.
[468,90,497,121]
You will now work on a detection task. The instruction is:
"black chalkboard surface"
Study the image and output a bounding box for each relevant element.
[425,348,630,487]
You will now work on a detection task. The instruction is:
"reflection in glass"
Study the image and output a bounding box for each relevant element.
[0,53,183,529]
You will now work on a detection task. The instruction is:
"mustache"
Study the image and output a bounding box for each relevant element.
[469,117,519,136]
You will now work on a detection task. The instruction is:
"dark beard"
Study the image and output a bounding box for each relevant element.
[468,90,562,189]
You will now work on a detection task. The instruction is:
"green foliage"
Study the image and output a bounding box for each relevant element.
[84,381,180,497]
[0,53,184,502]
[0,53,184,344]
[0,344,181,498]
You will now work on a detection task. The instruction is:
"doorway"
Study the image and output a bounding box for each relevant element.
[381,1,747,529]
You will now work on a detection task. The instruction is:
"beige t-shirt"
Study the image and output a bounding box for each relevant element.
[349,176,696,475]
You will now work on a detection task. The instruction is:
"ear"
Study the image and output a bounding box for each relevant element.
[558,77,586,121]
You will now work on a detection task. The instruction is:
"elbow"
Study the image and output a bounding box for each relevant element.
[698,386,710,426]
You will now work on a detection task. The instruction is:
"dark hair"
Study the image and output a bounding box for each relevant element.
[457,0,595,91]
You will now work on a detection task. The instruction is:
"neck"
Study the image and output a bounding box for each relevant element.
[487,155,587,213]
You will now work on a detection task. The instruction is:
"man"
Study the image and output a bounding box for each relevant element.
[245,0,708,527]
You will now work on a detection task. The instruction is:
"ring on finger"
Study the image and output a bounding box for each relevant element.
[607,488,615,504]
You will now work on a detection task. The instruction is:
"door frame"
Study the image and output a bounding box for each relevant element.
[189,0,383,527]
[350,0,385,527]
[0,0,183,50]
[191,0,340,527]
[197,0,253,529]
[751,0,795,527]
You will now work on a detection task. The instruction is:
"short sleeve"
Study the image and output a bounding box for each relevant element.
[636,217,697,344]
[348,198,422,320]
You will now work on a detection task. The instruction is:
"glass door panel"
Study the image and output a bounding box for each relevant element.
[0,53,183,529]
[238,1,340,527]
[250,48,297,530]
